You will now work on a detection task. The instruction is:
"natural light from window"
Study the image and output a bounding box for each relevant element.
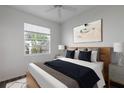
[24,23,51,55]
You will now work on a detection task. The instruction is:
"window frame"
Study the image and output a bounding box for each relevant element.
[24,23,51,56]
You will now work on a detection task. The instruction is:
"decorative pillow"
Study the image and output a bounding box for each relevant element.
[74,50,79,59]
[78,51,91,62]
[65,50,75,59]
[91,51,98,62]
[88,48,100,61]
[74,48,88,59]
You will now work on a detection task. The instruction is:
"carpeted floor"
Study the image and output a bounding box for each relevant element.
[0,78,27,88]
[6,78,27,88]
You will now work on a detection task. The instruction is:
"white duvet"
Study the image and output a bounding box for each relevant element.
[28,58,105,88]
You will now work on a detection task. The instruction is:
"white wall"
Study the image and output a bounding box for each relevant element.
[0,6,61,82]
[61,6,124,47]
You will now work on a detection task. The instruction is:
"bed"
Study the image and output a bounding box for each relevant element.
[27,47,112,88]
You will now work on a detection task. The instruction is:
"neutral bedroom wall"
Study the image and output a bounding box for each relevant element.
[0,6,61,82]
[61,6,124,47]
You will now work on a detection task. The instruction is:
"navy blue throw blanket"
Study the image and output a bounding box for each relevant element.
[44,59,100,88]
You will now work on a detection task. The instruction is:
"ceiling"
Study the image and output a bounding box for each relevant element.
[10,5,95,23]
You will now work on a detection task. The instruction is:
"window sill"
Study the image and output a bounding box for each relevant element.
[24,52,51,56]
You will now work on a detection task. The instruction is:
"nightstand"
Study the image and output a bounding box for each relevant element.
[109,64,124,87]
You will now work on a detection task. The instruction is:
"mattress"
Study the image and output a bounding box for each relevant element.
[28,58,105,88]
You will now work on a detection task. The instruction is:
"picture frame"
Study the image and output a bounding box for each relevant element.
[73,19,102,43]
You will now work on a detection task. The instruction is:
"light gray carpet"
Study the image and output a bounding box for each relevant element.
[6,78,27,88]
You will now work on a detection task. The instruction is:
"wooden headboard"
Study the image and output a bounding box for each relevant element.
[67,46,112,85]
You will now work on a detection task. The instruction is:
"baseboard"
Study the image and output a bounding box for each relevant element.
[110,80,124,88]
[0,75,26,84]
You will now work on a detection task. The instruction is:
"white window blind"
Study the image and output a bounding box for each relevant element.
[24,23,50,34]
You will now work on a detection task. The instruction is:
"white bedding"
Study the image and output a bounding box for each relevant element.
[28,58,105,88]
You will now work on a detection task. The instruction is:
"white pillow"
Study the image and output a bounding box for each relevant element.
[91,51,98,62]
[74,50,79,59]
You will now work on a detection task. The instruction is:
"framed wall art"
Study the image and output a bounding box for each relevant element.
[73,19,102,43]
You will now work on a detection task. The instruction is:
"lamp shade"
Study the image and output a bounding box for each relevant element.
[58,45,65,50]
[113,42,124,52]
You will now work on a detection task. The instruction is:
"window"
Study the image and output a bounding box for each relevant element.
[24,23,51,55]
